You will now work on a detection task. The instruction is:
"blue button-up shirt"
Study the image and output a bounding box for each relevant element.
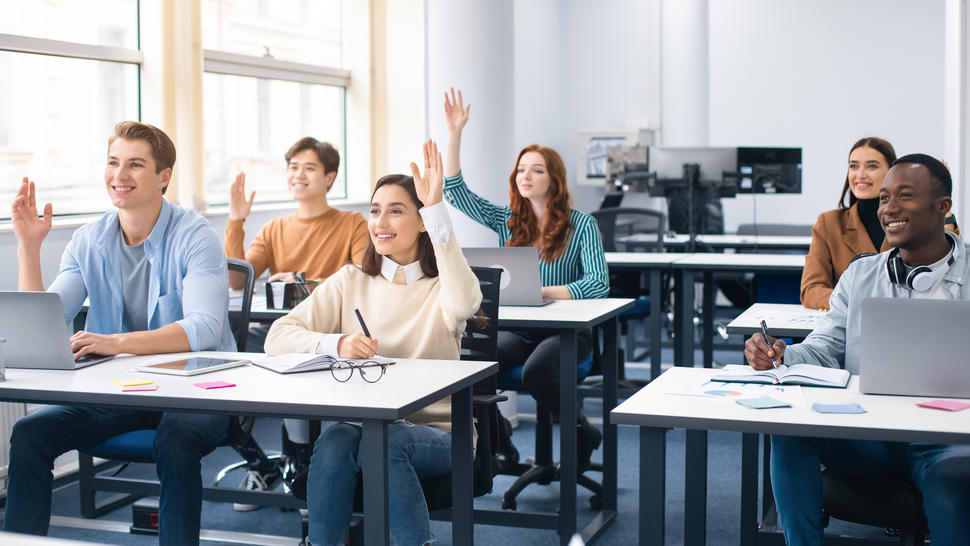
[48,199,236,352]
[785,232,969,374]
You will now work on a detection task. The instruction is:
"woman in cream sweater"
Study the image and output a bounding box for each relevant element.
[264,140,482,546]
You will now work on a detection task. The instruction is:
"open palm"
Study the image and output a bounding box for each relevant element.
[411,140,443,207]
[444,87,470,133]
[11,178,52,248]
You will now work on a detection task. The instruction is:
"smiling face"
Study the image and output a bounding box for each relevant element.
[878,163,950,250]
[368,183,425,265]
[287,148,335,202]
[104,138,170,211]
[515,151,552,202]
[847,146,890,200]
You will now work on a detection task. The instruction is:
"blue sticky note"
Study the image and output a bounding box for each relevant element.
[812,402,867,414]
[736,396,791,409]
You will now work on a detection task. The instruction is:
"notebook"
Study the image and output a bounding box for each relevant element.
[859,298,970,398]
[251,353,395,374]
[0,291,115,370]
[462,247,553,306]
[712,364,849,388]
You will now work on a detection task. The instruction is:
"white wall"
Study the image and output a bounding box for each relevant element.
[709,0,946,231]
[0,0,957,289]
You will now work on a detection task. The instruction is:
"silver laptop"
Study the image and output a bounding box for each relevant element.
[0,292,115,370]
[859,297,970,398]
[462,247,554,306]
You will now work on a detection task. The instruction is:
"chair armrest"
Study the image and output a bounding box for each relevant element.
[473,394,508,406]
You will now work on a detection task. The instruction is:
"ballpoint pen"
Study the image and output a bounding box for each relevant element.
[355,308,371,338]
[760,319,778,368]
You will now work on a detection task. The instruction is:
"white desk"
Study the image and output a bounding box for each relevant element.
[604,253,691,378]
[662,233,813,252]
[611,367,970,545]
[725,302,826,339]
[670,253,806,369]
[494,298,634,545]
[0,352,497,546]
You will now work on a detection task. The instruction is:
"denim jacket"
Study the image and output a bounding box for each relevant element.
[48,199,236,352]
[785,231,969,374]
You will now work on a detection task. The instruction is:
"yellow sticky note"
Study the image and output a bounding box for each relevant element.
[111,378,154,387]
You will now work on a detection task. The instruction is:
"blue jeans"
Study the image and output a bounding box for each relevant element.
[306,421,452,546]
[770,435,970,546]
[4,405,227,546]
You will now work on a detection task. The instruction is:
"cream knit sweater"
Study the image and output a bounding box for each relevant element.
[264,233,483,432]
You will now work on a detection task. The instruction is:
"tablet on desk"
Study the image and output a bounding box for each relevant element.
[136,357,249,376]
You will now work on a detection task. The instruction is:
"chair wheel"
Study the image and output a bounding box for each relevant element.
[502,496,517,511]
[589,495,603,510]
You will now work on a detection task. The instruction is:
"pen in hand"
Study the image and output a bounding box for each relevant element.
[355,308,371,338]
[760,320,778,368]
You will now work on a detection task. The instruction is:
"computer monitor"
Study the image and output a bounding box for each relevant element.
[576,128,654,186]
[737,147,802,193]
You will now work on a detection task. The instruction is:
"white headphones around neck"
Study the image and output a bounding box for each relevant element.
[886,231,959,292]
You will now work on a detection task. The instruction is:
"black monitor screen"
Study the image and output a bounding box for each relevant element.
[737,147,801,194]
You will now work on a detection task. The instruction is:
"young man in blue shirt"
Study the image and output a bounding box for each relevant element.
[5,121,236,546]
[745,154,970,545]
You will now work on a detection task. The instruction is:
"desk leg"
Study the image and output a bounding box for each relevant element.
[452,387,474,545]
[702,271,714,368]
[559,328,578,545]
[649,268,663,379]
[361,420,390,546]
[684,429,707,546]
[602,317,618,513]
[675,269,696,367]
[740,432,759,545]
[641,427,666,545]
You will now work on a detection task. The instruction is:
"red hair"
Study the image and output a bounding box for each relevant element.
[506,144,572,261]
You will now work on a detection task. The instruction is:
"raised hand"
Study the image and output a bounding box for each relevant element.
[411,139,443,208]
[11,178,52,250]
[228,172,255,221]
[444,87,470,133]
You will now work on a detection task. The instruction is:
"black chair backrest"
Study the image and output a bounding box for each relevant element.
[462,266,501,362]
[227,258,255,352]
[591,207,666,253]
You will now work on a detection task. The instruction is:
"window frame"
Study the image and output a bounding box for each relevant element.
[0,31,144,221]
[201,48,352,207]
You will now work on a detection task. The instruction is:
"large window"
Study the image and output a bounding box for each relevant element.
[201,0,350,206]
[0,0,141,218]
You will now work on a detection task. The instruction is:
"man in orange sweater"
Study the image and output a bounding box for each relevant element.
[224,137,368,510]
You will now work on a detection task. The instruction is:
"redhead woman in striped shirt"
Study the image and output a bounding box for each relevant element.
[441,88,609,470]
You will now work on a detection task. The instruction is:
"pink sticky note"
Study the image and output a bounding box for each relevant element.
[917,399,970,412]
[194,380,236,390]
[123,384,158,392]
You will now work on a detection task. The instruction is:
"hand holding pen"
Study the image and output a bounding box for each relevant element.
[743,320,787,371]
[337,308,379,359]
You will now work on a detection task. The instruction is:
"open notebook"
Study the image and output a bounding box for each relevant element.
[251,353,395,374]
[712,364,849,388]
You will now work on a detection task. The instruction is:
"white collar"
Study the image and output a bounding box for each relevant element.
[380,256,424,285]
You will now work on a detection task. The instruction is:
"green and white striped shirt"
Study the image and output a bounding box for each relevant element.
[444,171,610,300]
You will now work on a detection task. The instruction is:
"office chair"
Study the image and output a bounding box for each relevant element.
[76,258,300,518]
[494,330,602,511]
[736,223,812,305]
[289,266,506,544]
[590,207,665,384]
[822,470,928,545]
